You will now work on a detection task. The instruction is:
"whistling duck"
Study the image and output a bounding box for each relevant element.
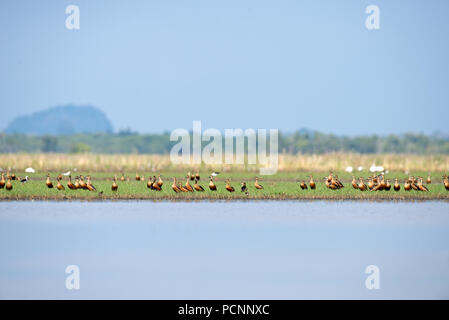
[410,177,419,191]
[300,180,308,190]
[254,177,264,190]
[309,176,316,189]
[5,178,12,191]
[147,177,154,190]
[393,178,400,191]
[225,179,235,192]
[241,182,247,192]
[152,176,162,191]
[157,174,163,187]
[368,178,374,190]
[372,181,382,191]
[57,174,63,181]
[209,176,217,191]
[443,176,449,191]
[179,183,189,192]
[404,179,411,191]
[385,179,391,191]
[172,178,181,193]
[11,172,16,180]
[79,176,88,190]
[426,173,431,184]
[86,176,96,191]
[0,173,5,189]
[67,176,76,190]
[135,172,140,181]
[111,176,118,191]
[140,175,145,181]
[74,177,80,189]
[417,178,429,192]
[193,179,205,191]
[352,176,358,189]
[46,174,53,188]
[188,171,195,181]
[185,177,194,192]
[120,173,125,181]
[358,178,367,191]
[195,171,200,181]
[336,175,344,188]
[57,177,65,191]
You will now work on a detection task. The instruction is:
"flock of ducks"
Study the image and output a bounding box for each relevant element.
[1,170,449,194]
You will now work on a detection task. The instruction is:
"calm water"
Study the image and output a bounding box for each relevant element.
[0,201,448,299]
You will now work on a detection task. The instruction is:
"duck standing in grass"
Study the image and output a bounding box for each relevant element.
[111,176,118,191]
[86,176,96,192]
[152,176,162,191]
[393,178,400,191]
[57,177,65,190]
[225,179,235,192]
[385,179,391,191]
[404,179,411,191]
[5,177,12,191]
[358,177,367,191]
[443,176,449,191]
[309,176,316,190]
[426,173,431,184]
[172,178,181,193]
[300,180,308,190]
[135,172,140,181]
[79,176,88,190]
[193,179,205,191]
[254,177,264,190]
[209,176,217,191]
[185,177,194,192]
[241,182,247,192]
[352,176,358,189]
[46,174,53,189]
[0,173,5,189]
[417,177,429,192]
[147,176,153,189]
[157,174,163,188]
[74,176,80,189]
[67,176,76,190]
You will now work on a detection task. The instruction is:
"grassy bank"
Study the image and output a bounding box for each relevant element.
[1,171,448,201]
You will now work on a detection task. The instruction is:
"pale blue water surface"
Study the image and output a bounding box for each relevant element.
[0,201,448,299]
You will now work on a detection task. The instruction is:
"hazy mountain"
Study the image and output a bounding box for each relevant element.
[4,105,113,135]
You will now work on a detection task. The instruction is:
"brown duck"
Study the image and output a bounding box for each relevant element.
[309,176,316,190]
[67,175,76,190]
[358,178,367,191]
[254,177,264,190]
[111,176,118,191]
[209,176,217,191]
[46,174,53,189]
[0,172,5,189]
[172,178,181,193]
[393,178,400,191]
[57,177,65,191]
[5,178,12,191]
[193,179,205,191]
[225,179,235,192]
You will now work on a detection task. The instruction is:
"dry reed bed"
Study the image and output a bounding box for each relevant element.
[1,153,449,172]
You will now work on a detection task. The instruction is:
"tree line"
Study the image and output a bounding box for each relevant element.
[1,130,449,154]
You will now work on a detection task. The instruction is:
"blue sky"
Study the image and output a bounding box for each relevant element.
[1,0,448,135]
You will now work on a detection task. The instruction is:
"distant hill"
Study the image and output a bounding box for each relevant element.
[4,105,113,135]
